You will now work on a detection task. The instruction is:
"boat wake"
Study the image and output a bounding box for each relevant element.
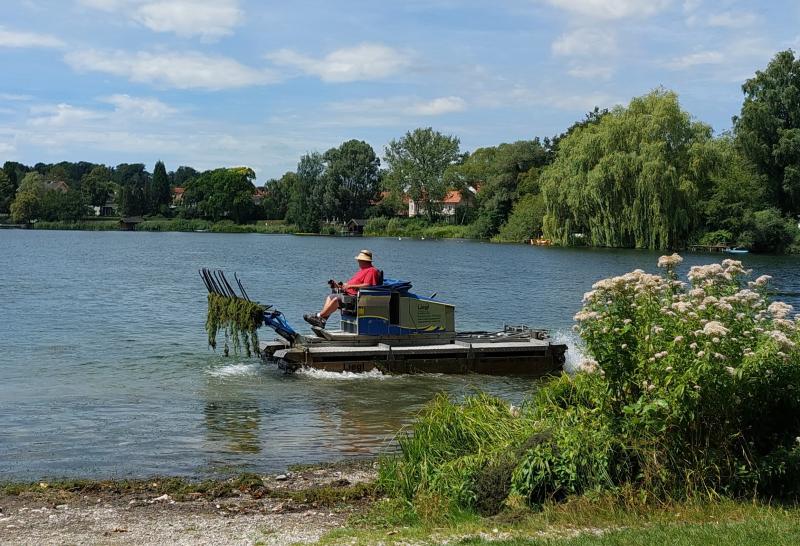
[551,329,587,374]
[205,362,262,378]
[296,367,398,380]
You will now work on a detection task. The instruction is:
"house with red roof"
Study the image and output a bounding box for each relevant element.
[408,186,478,218]
[171,187,185,206]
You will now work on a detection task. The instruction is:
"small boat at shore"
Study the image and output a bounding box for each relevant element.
[200,269,567,376]
[724,247,749,254]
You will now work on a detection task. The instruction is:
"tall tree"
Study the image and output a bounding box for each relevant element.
[261,172,295,221]
[447,140,550,237]
[0,170,13,213]
[286,153,324,232]
[172,165,199,187]
[541,89,716,250]
[183,167,257,223]
[118,183,146,217]
[10,191,40,224]
[40,190,88,222]
[3,161,27,190]
[735,49,800,215]
[81,165,114,208]
[151,160,171,212]
[384,127,461,222]
[700,135,767,240]
[323,139,381,221]
[17,172,47,197]
[114,163,150,217]
[45,164,71,184]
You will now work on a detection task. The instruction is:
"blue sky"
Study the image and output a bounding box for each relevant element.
[0,0,798,181]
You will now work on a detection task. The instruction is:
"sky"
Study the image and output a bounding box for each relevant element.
[0,0,798,181]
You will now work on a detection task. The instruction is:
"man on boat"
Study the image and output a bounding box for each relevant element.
[303,249,380,328]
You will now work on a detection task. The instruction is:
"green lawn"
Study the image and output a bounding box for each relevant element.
[317,497,800,546]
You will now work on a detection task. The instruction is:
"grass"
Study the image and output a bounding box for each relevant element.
[318,495,800,546]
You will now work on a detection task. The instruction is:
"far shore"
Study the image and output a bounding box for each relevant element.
[5,217,795,255]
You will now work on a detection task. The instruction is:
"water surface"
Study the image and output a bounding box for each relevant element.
[1,231,798,480]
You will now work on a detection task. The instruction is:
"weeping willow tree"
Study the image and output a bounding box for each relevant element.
[541,89,717,249]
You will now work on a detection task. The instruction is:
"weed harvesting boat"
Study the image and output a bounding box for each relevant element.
[200,268,567,376]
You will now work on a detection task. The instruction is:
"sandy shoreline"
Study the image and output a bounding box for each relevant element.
[0,462,376,545]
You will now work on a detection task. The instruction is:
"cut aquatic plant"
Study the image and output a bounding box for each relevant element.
[205,293,265,357]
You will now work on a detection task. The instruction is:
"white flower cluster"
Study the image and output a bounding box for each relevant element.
[579,358,600,374]
[574,310,601,322]
[769,330,796,349]
[688,260,751,285]
[702,321,729,337]
[768,301,794,320]
[748,275,772,288]
[657,253,683,269]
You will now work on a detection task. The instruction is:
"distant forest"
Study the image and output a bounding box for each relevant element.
[3,49,800,253]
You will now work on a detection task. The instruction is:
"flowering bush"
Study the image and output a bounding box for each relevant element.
[380,256,800,518]
[573,254,800,496]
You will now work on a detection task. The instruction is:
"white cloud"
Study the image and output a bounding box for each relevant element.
[552,28,617,57]
[567,64,615,79]
[267,43,410,83]
[666,50,724,69]
[101,94,178,119]
[27,95,176,131]
[77,0,129,9]
[0,26,64,48]
[329,96,466,121]
[0,93,33,101]
[552,28,617,80]
[78,0,242,40]
[132,1,242,40]
[544,0,670,20]
[408,96,467,115]
[507,85,622,111]
[64,49,278,90]
[707,11,757,29]
[28,104,103,127]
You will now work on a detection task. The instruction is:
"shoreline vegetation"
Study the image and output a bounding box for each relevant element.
[5,50,800,254]
[2,463,799,545]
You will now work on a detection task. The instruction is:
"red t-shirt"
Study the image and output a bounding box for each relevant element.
[345,266,380,295]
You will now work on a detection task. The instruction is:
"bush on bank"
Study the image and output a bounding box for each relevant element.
[379,255,800,517]
[364,216,471,239]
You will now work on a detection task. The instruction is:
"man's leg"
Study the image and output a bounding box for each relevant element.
[305,295,339,327]
[320,294,340,319]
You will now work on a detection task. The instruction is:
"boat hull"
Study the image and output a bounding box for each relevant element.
[260,333,567,376]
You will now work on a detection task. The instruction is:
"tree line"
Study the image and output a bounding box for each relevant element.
[2,49,800,252]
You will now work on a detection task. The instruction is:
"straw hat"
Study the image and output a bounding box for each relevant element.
[355,249,373,262]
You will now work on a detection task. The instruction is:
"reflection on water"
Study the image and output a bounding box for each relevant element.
[204,399,261,454]
[1,230,798,480]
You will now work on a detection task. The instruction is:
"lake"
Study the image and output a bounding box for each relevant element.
[1,230,798,480]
